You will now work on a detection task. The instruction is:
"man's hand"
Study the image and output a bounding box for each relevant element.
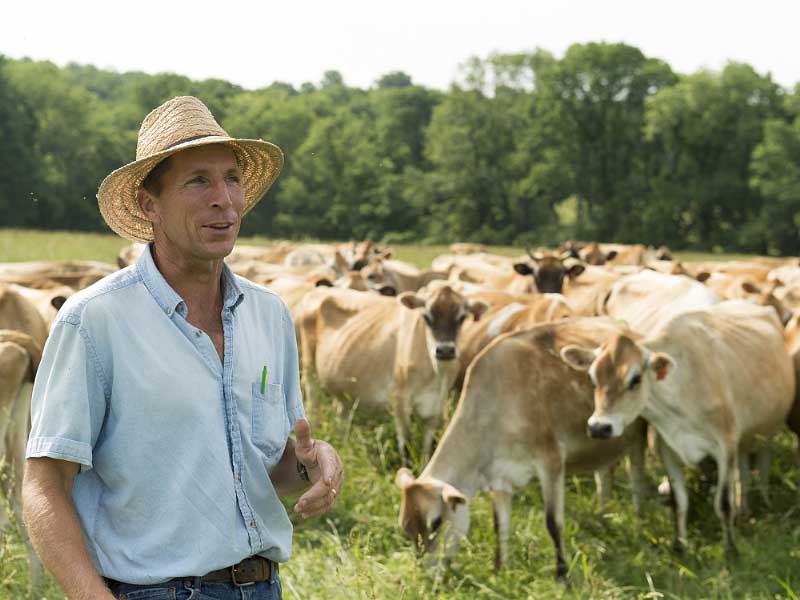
[293,418,344,519]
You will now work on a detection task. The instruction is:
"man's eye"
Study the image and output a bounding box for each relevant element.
[226,174,242,184]
[187,176,207,185]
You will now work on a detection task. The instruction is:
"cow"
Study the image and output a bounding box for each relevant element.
[560,301,795,553]
[512,249,586,294]
[0,330,43,587]
[0,284,50,350]
[361,258,448,294]
[395,317,647,578]
[298,285,487,462]
[782,314,800,457]
[5,283,74,329]
[0,261,116,290]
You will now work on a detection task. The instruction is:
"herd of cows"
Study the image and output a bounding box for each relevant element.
[2,238,800,583]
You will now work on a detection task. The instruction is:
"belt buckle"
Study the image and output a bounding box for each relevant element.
[231,563,256,587]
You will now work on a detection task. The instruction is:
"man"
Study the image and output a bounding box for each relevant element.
[22,96,343,600]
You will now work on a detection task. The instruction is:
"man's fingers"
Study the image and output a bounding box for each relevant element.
[294,478,336,517]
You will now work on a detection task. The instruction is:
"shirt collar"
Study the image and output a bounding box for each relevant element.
[136,244,245,316]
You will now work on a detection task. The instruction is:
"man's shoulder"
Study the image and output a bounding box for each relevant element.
[56,265,143,327]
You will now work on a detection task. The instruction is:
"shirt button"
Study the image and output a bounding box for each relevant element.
[250,520,257,528]
[236,473,241,481]
[165,307,173,316]
[195,330,203,337]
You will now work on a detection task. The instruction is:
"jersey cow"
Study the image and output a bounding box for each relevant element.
[561,301,794,553]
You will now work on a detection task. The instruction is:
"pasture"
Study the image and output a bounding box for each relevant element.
[1,229,799,600]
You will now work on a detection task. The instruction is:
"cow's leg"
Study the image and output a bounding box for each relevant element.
[421,416,441,465]
[626,423,648,515]
[737,450,751,518]
[753,445,772,508]
[538,459,567,579]
[391,394,413,466]
[594,467,613,512]
[490,490,512,572]
[658,442,688,552]
[715,450,738,555]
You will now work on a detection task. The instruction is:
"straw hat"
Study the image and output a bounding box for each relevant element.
[97,96,284,242]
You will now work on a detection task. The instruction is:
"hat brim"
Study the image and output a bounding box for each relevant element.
[97,135,284,243]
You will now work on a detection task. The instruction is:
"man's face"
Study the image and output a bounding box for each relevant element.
[141,144,245,262]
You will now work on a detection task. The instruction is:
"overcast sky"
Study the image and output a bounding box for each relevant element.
[3,0,799,90]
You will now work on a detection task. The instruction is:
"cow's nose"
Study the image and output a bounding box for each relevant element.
[435,345,456,360]
[587,422,613,439]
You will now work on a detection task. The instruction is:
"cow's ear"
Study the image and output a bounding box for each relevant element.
[695,271,711,283]
[567,264,586,280]
[741,281,760,294]
[398,292,425,310]
[442,483,467,512]
[514,262,533,276]
[560,344,596,372]
[647,352,676,381]
[50,295,68,310]
[605,250,618,262]
[315,278,334,287]
[467,300,489,321]
[378,285,397,296]
[395,468,416,489]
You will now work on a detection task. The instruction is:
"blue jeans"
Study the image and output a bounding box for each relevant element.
[110,574,282,600]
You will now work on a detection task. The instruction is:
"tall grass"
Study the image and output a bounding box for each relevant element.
[1,229,798,599]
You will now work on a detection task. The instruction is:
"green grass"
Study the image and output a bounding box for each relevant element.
[2,229,799,599]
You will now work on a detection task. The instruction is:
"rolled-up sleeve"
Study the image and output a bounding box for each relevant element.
[26,318,108,471]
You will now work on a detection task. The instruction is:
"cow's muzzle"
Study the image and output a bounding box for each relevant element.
[587,421,613,439]
[435,344,456,361]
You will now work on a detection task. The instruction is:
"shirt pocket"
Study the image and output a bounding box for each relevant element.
[251,382,289,458]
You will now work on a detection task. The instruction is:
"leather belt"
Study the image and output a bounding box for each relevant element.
[104,556,273,590]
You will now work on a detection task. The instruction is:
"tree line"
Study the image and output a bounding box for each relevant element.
[1,43,799,254]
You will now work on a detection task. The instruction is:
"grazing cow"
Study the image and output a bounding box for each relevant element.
[513,249,586,294]
[0,330,42,586]
[396,318,647,578]
[561,301,795,553]
[362,259,448,294]
[578,242,618,266]
[298,285,488,461]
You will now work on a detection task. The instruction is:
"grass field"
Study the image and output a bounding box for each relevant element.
[1,229,799,599]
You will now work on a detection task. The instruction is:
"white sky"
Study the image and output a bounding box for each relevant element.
[3,0,799,90]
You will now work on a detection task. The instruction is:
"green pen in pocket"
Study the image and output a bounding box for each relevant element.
[261,365,267,394]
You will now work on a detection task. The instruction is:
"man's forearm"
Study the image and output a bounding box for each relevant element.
[22,463,114,600]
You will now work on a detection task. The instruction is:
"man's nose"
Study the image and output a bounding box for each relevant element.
[209,179,234,209]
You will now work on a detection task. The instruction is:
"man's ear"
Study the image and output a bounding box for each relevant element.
[647,352,676,381]
[560,344,597,371]
[136,188,160,224]
[441,483,467,512]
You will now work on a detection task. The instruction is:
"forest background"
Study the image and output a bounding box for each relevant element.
[2,41,800,255]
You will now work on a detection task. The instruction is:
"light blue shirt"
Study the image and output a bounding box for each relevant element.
[26,245,305,584]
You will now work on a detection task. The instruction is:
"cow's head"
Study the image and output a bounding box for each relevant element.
[560,334,675,439]
[398,286,488,361]
[580,243,617,266]
[741,280,793,326]
[395,468,469,559]
[513,249,586,294]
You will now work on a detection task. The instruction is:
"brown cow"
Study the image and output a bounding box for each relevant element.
[396,317,646,577]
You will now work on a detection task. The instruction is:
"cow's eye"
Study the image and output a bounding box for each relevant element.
[629,374,642,390]
[423,314,433,326]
